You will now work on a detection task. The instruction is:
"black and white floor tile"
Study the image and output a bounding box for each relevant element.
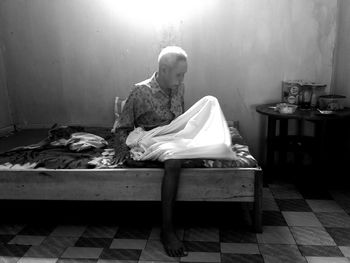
[1,183,350,263]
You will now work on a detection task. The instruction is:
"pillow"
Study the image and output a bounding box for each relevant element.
[111,97,126,133]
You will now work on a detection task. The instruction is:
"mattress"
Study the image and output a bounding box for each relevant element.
[0,126,258,169]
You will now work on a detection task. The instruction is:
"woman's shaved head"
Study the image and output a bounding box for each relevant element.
[157,46,188,90]
[158,46,188,69]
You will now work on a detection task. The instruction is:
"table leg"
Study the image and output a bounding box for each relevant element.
[279,119,288,167]
[313,120,327,179]
[295,120,303,167]
[314,121,326,162]
[266,117,276,181]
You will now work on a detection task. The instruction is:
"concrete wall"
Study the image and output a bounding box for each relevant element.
[333,0,350,168]
[334,0,350,102]
[0,37,12,133]
[0,0,338,159]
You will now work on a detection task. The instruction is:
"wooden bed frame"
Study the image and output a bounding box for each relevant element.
[0,167,262,232]
[0,120,262,232]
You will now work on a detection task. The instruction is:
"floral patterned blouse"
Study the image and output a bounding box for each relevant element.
[113,72,185,157]
[116,72,184,131]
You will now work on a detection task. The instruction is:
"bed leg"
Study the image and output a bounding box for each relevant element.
[253,170,263,233]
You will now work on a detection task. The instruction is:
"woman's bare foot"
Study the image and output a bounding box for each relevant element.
[161,229,188,257]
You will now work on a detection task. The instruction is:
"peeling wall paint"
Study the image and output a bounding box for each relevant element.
[0,40,12,130]
[0,0,338,159]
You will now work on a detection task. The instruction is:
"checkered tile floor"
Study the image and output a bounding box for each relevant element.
[1,183,350,263]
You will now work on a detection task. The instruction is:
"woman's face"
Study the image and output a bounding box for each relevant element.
[163,60,187,90]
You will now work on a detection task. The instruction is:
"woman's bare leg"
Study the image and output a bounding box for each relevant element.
[161,159,187,257]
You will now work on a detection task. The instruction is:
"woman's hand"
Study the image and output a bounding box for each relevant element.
[114,145,130,164]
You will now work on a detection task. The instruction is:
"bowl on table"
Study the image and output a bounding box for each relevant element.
[275,103,298,114]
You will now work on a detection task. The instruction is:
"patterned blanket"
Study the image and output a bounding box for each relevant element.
[0,125,258,169]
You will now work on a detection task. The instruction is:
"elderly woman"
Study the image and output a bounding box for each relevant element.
[114,46,188,257]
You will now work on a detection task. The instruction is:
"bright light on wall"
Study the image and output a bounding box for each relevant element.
[102,0,214,29]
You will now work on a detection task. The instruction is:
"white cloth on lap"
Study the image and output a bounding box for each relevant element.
[126,96,237,161]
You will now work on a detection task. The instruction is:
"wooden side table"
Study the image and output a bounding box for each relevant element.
[256,103,350,182]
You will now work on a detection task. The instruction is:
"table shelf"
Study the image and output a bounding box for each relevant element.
[256,103,350,182]
[267,135,315,150]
